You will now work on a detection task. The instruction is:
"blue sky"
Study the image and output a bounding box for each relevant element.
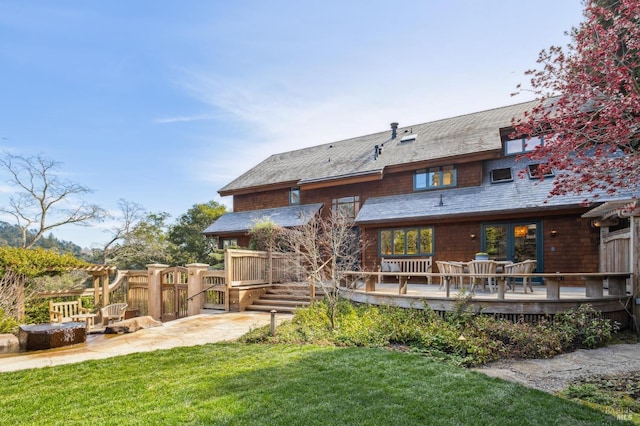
[0,1,584,249]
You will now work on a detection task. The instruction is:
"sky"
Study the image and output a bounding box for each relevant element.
[0,1,585,249]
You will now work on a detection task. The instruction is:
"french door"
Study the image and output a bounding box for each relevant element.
[482,222,542,269]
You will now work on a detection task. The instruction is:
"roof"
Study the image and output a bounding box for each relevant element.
[219,100,542,195]
[354,157,638,224]
[582,199,640,219]
[203,203,323,235]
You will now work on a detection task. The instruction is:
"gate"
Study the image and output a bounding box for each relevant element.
[161,267,188,322]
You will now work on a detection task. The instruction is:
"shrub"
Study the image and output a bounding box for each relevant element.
[0,309,19,334]
[553,304,618,349]
[240,301,622,367]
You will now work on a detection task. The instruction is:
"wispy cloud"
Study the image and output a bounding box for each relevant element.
[154,114,217,124]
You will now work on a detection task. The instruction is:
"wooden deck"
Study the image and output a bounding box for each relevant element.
[341,272,633,327]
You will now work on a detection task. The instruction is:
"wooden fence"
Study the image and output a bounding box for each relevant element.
[224,248,293,286]
[35,248,297,321]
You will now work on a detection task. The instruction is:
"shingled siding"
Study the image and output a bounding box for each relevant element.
[232,162,483,215]
[361,215,600,286]
[234,188,292,212]
[542,215,600,279]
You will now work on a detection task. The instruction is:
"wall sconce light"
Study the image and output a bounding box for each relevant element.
[550,229,558,237]
[469,233,476,240]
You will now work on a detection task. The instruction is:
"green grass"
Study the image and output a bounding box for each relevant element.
[0,343,628,425]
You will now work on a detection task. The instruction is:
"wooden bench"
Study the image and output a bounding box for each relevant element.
[379,257,433,285]
[49,298,91,323]
[100,303,128,325]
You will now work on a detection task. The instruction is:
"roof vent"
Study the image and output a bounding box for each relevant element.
[390,122,398,139]
[401,134,416,143]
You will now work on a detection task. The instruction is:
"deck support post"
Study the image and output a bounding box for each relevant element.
[365,275,376,292]
[608,277,627,296]
[546,277,561,300]
[497,277,506,300]
[399,277,408,295]
[584,278,603,298]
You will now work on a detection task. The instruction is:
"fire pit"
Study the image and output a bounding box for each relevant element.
[18,322,87,351]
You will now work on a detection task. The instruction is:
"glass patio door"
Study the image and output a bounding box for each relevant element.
[482,222,541,266]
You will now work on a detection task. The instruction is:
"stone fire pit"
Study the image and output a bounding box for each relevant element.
[18,322,87,350]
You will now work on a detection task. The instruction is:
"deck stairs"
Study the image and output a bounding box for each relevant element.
[245,282,320,314]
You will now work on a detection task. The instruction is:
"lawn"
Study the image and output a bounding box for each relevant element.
[0,343,627,425]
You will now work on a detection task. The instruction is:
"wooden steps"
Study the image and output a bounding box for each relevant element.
[245,283,320,314]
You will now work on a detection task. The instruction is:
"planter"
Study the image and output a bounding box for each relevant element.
[475,253,489,260]
[124,309,139,320]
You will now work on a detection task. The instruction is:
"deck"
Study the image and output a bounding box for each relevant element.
[341,272,633,327]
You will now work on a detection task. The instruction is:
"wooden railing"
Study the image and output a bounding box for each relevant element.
[225,248,292,286]
[343,271,633,301]
[35,248,298,319]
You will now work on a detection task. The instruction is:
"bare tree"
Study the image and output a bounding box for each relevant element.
[99,199,147,264]
[280,209,363,330]
[0,153,106,248]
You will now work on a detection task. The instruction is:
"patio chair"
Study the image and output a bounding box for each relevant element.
[448,262,467,289]
[504,260,537,293]
[100,303,128,325]
[436,261,451,289]
[468,260,497,293]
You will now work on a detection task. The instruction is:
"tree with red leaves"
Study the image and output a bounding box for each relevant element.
[513,0,639,199]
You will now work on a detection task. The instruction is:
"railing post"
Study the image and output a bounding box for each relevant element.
[186,263,210,316]
[147,263,168,321]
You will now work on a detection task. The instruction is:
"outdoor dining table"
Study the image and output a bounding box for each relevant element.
[70,313,97,328]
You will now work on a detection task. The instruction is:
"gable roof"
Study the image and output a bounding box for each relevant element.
[219,100,542,196]
[202,203,323,236]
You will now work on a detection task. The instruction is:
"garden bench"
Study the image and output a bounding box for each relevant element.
[100,303,128,325]
[378,257,433,285]
[49,298,91,323]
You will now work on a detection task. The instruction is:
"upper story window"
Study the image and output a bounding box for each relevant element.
[332,195,360,219]
[290,187,300,205]
[414,165,456,190]
[379,227,434,256]
[527,163,554,179]
[505,135,544,155]
[491,167,513,183]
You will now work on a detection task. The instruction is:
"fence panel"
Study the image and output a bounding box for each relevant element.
[202,271,226,310]
[225,249,294,286]
[161,267,189,322]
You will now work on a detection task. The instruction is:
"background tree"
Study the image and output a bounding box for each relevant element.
[98,199,147,265]
[102,212,172,269]
[0,153,106,248]
[512,0,640,198]
[0,246,88,320]
[168,201,226,265]
[279,210,362,330]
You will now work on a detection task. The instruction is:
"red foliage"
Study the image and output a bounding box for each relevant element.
[513,0,640,200]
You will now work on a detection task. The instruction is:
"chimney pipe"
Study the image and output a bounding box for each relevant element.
[390,122,398,139]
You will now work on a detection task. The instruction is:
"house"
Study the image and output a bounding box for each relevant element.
[204,100,638,285]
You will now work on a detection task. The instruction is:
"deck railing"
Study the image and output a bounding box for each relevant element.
[343,271,633,300]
